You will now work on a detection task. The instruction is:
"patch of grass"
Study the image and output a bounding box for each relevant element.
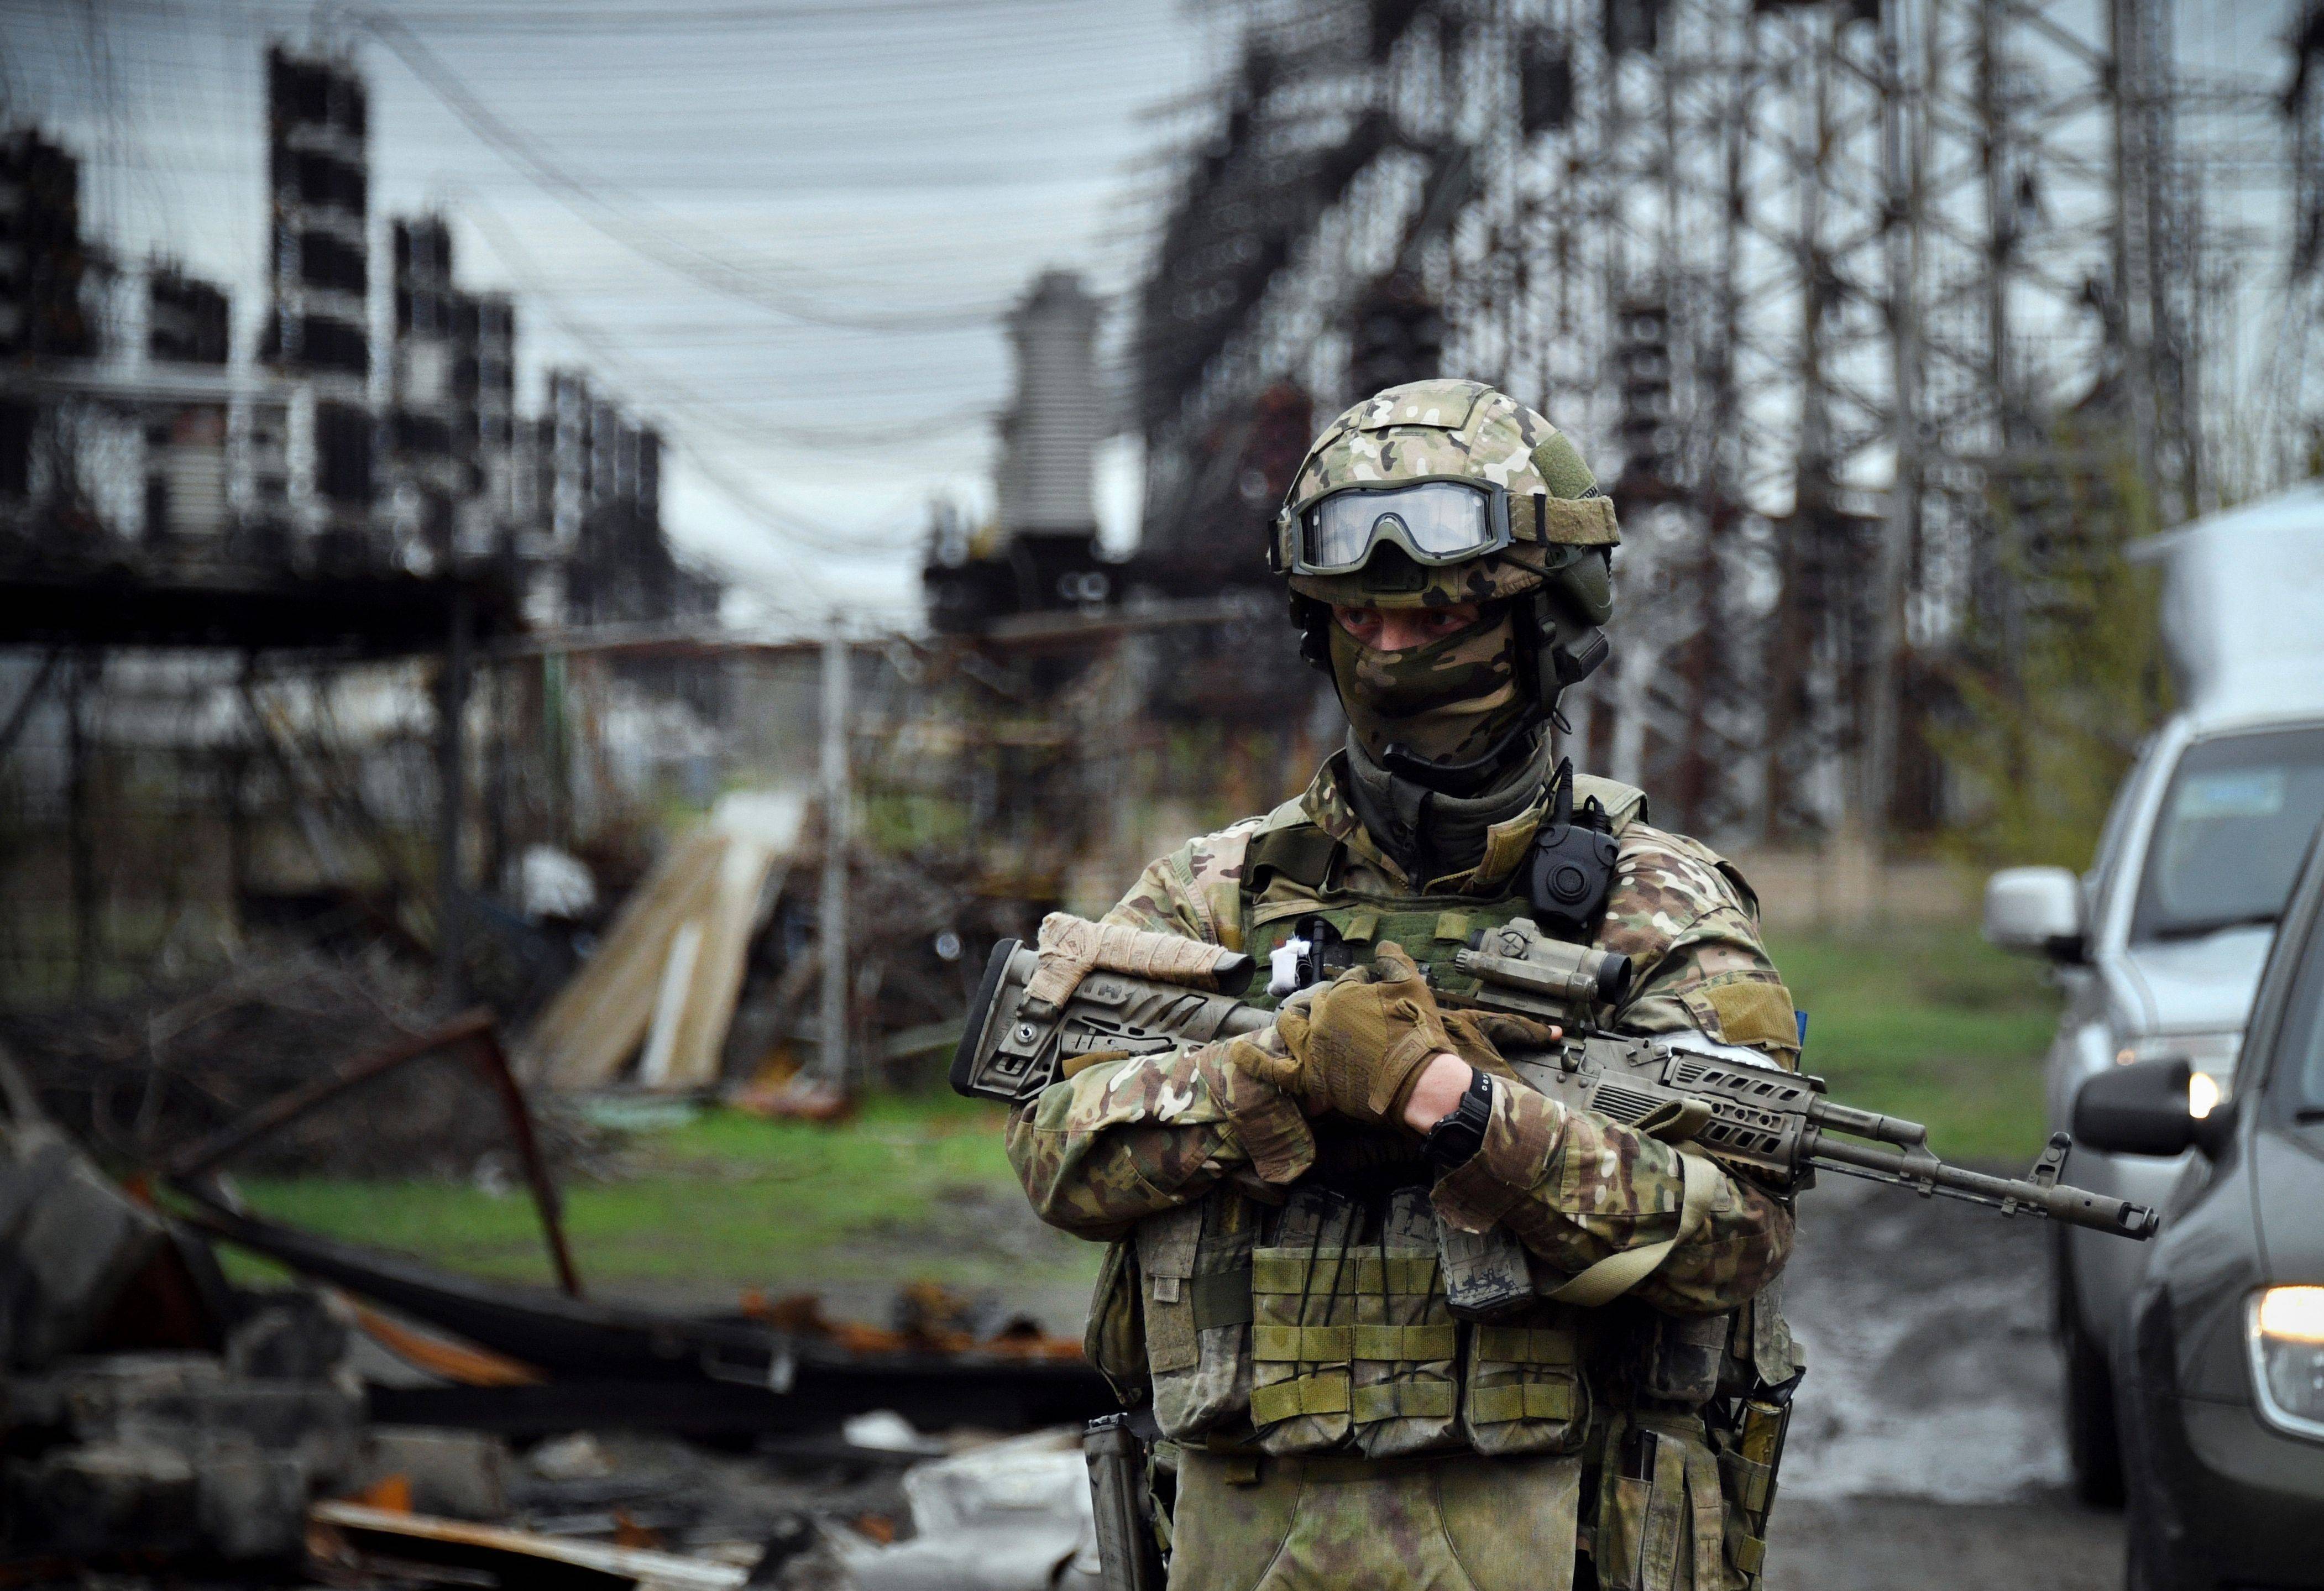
[1768,924,2060,1165]
[222,1091,1096,1297]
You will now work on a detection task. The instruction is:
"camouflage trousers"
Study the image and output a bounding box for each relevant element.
[1164,1447,1587,1591]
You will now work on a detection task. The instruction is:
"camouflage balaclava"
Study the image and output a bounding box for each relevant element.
[1326,605,1535,766]
[1281,378,1621,786]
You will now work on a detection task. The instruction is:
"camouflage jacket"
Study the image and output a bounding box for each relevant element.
[1007,752,1799,1317]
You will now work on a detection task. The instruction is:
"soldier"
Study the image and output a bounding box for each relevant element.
[1007,379,1805,1590]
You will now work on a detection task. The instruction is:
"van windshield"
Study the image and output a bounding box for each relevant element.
[2131,728,2324,943]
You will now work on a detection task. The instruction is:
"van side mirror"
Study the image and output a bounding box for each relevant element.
[2074,1058,2195,1156]
[1985,866,2086,962]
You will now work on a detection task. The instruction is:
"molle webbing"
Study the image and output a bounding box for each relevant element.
[1250,1374,1349,1424]
[1248,1241,1449,1437]
[1467,1381,1575,1424]
[1474,1325,1579,1366]
[1252,1325,1458,1362]
[1466,1323,1580,1426]
[1252,1253,1438,1293]
[1352,1380,1457,1422]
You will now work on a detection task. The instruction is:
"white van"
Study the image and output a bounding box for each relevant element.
[1985,483,2324,1504]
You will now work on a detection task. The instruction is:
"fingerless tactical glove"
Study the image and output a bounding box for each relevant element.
[1268,942,1458,1128]
[1439,1009,1562,1082]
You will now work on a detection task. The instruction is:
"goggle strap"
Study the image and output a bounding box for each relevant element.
[1519,492,1547,545]
[1525,495,1621,546]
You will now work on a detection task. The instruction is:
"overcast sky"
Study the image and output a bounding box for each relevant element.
[0,0,1217,629]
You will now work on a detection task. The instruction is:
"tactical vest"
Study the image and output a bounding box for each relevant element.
[1113,785,1660,1464]
[1074,777,1807,1588]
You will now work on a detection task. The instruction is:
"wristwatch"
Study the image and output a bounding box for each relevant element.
[1422,1069,1495,1169]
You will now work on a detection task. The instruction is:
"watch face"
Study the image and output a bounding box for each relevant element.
[1426,1075,1495,1168]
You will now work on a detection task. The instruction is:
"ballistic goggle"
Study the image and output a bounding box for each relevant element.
[1270,478,1515,577]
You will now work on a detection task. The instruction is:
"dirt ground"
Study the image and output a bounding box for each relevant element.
[1770,1173,2127,1590]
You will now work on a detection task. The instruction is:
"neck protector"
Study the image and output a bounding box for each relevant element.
[1343,727,1553,885]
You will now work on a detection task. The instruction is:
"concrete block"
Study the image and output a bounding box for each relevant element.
[0,1125,168,1371]
[59,1355,363,1489]
[59,1352,226,1440]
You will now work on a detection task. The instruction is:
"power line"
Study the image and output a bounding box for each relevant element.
[355,12,1017,333]
[457,194,931,578]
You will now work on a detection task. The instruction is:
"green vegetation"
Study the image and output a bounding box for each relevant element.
[1770,924,2060,1164]
[221,1090,1093,1299]
[217,925,2058,1296]
[1939,431,2171,872]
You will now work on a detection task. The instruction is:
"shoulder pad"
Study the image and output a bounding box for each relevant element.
[1571,772,1649,834]
[1177,815,1265,889]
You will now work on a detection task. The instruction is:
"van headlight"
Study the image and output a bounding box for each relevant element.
[2248,1287,2324,1440]
[2116,1032,2239,1117]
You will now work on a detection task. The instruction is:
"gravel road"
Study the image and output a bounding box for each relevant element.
[1771,1172,2127,1590]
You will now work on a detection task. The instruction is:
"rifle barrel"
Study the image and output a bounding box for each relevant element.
[1810,1135,2158,1239]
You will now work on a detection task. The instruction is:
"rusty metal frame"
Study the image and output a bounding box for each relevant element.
[163,1008,582,1296]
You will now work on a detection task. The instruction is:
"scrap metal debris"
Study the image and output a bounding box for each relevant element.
[1,1004,1111,1589]
[175,1186,1112,1441]
[0,951,601,1180]
[2,1056,370,1566]
[311,1500,753,1591]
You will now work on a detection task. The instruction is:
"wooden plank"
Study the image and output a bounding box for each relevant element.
[637,919,704,1088]
[656,792,808,1091]
[311,1501,747,1591]
[520,829,724,1088]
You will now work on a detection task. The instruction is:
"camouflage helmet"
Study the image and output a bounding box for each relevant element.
[1278,378,1619,619]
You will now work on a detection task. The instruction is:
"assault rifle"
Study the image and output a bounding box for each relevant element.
[951,914,2158,1242]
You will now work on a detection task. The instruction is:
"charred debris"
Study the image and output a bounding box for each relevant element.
[0,994,1114,1585]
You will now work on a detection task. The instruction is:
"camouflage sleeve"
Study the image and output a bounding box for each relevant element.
[1097,850,1211,940]
[1427,823,1798,1312]
[1096,819,1264,951]
[1430,1081,1793,1316]
[1600,825,1802,1067]
[1012,825,1299,1242]
[1004,1042,1315,1243]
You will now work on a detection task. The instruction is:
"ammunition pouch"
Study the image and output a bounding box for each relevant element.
[1593,1410,1729,1591]
[1136,1197,1256,1440]
[1464,1313,1589,1455]
[1133,1183,1597,1463]
[1249,1186,1463,1458]
[1085,1236,1151,1408]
